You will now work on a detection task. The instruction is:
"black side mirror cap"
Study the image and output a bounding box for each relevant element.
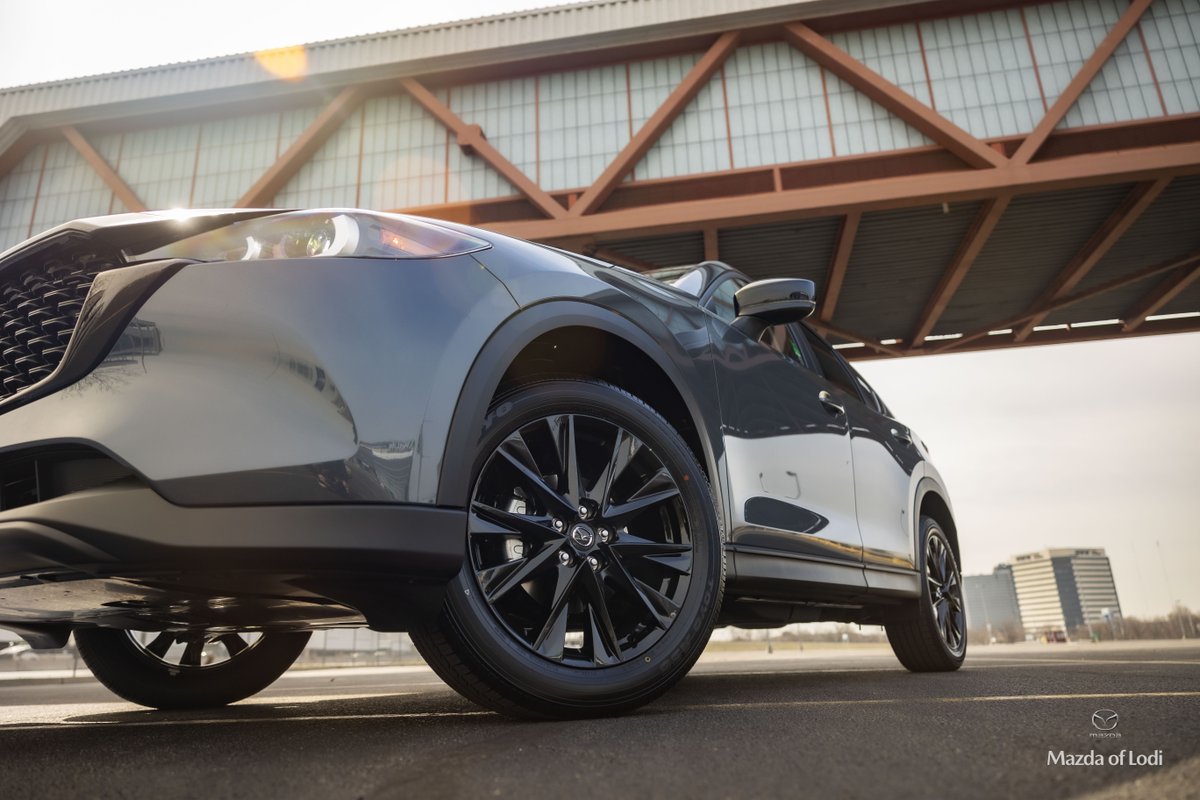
[731,278,816,339]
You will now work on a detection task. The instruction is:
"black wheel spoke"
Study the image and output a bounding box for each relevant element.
[606,557,679,629]
[562,415,583,507]
[532,563,581,661]
[495,447,574,518]
[145,632,174,659]
[610,532,692,575]
[591,426,638,507]
[604,484,680,525]
[220,633,249,658]
[477,540,563,603]
[470,502,561,543]
[181,639,205,667]
[580,569,622,665]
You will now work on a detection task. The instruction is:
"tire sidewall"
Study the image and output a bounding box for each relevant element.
[445,380,722,709]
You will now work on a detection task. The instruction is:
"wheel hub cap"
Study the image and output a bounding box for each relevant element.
[569,523,596,549]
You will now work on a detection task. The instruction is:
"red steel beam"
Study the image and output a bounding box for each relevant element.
[809,318,904,357]
[1013,177,1170,341]
[401,77,565,220]
[819,211,860,323]
[237,86,366,208]
[703,227,720,261]
[571,32,741,217]
[1011,0,1155,166]
[61,126,147,212]
[909,195,1011,346]
[1121,262,1200,332]
[486,140,1200,242]
[783,22,1006,170]
[934,250,1200,354]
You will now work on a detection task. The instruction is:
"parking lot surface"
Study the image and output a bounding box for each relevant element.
[0,641,1196,799]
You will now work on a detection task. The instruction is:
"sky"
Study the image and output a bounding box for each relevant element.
[1,1,1197,617]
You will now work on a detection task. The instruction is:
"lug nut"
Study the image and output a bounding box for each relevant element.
[578,505,590,519]
[552,518,564,531]
[558,551,572,567]
[598,528,611,543]
[587,556,600,570]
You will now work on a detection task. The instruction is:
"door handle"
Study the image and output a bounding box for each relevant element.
[818,390,845,416]
[891,428,913,446]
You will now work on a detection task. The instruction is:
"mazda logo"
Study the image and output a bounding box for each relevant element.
[570,524,595,549]
[1092,709,1119,731]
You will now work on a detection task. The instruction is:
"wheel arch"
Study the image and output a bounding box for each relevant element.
[436,300,722,512]
[914,477,960,564]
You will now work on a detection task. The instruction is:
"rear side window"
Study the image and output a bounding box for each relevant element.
[799,326,860,398]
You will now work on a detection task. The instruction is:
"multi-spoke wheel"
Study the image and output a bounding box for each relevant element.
[884,516,967,672]
[412,379,724,719]
[75,627,310,709]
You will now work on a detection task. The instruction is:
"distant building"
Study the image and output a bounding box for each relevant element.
[1010,548,1122,635]
[963,564,1022,631]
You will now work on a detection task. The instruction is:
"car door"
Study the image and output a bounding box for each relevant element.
[798,326,924,571]
[709,306,862,565]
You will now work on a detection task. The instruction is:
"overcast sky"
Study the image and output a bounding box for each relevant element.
[2,1,1197,617]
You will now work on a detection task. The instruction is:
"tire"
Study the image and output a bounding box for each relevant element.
[885,516,967,672]
[75,628,311,710]
[412,379,724,719]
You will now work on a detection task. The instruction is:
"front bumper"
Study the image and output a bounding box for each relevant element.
[0,254,517,506]
[0,481,466,633]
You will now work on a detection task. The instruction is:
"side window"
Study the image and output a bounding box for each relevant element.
[760,325,817,372]
[702,278,739,323]
[845,362,888,416]
[799,326,860,398]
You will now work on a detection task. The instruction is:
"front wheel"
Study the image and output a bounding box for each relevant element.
[412,379,724,719]
[885,516,966,672]
[75,628,311,709]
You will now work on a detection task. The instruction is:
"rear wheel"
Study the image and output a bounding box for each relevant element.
[885,516,966,672]
[412,379,724,719]
[75,628,310,709]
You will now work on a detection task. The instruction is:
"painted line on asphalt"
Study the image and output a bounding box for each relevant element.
[676,690,1200,712]
[0,709,494,732]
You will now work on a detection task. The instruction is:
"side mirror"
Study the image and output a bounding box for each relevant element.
[731,278,816,339]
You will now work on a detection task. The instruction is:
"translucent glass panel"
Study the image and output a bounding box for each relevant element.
[540,65,630,191]
[449,78,535,199]
[1063,22,1162,126]
[824,70,931,155]
[358,94,447,210]
[275,109,362,208]
[726,43,832,169]
[191,112,280,208]
[629,54,699,180]
[1142,0,1200,114]
[30,141,115,231]
[118,124,202,209]
[636,72,729,179]
[1026,0,1122,103]
[832,23,932,106]
[920,10,1045,136]
[0,146,43,251]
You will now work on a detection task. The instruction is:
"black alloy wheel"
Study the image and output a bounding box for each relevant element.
[75,627,311,709]
[412,379,724,719]
[925,530,965,656]
[884,516,967,672]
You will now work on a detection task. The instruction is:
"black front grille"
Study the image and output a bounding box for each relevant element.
[0,256,111,400]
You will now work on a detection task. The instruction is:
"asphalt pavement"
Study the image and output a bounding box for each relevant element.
[0,640,1197,799]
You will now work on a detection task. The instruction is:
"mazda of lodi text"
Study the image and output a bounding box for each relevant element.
[0,209,965,718]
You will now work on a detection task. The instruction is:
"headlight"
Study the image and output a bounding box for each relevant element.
[130,210,491,263]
